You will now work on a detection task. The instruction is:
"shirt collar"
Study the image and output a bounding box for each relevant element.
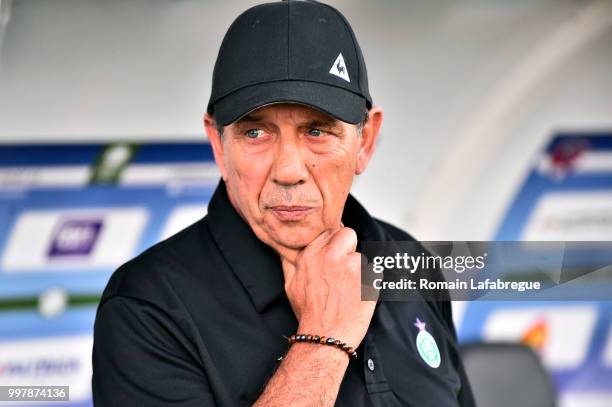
[206,179,386,313]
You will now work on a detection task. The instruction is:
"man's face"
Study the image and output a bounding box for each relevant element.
[206,103,381,259]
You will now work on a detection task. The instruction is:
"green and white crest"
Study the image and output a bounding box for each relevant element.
[414,318,441,368]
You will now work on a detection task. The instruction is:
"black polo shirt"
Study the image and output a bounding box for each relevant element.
[92,180,475,406]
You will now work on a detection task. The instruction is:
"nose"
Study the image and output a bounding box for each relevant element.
[270,136,309,187]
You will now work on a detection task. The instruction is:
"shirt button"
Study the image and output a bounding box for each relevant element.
[367,358,375,371]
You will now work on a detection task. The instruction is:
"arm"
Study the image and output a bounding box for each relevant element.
[254,227,377,406]
[253,343,349,406]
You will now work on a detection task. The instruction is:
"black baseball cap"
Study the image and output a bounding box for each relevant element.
[207,0,372,126]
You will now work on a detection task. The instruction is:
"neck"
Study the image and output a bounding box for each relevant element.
[224,179,305,267]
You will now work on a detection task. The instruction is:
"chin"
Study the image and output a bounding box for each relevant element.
[269,225,322,250]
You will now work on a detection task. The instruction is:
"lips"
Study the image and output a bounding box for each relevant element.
[269,205,315,221]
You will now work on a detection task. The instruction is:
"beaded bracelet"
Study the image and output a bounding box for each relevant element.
[286,334,358,360]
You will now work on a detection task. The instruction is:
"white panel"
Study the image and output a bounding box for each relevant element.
[521,191,612,241]
[2,208,148,271]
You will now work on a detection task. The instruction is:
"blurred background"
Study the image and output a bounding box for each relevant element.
[0,0,611,406]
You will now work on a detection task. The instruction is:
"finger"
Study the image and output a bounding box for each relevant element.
[281,257,297,287]
[329,227,358,255]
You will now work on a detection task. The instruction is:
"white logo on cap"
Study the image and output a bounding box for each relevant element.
[329,53,350,82]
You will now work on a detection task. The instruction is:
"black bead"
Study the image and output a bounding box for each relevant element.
[350,351,358,359]
[341,344,350,351]
[313,335,321,342]
[326,338,335,345]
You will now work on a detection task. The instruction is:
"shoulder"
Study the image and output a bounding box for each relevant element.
[98,216,212,311]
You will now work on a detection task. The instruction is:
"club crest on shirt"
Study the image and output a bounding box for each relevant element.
[414,318,441,368]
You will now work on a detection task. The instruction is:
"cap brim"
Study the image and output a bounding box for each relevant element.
[212,81,367,126]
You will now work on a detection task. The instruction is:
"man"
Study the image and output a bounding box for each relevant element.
[92,1,475,406]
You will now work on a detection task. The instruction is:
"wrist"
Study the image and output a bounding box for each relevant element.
[288,340,351,365]
[297,324,360,350]
[288,332,358,360]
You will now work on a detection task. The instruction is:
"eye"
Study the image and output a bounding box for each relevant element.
[245,129,263,138]
[308,128,323,137]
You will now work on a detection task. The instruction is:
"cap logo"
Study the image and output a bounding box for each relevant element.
[329,53,350,82]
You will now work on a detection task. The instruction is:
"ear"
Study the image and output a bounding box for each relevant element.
[204,112,227,181]
[355,106,383,175]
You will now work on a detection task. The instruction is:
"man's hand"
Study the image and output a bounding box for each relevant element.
[281,227,377,350]
[253,228,377,406]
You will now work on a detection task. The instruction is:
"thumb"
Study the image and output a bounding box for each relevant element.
[306,228,336,252]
